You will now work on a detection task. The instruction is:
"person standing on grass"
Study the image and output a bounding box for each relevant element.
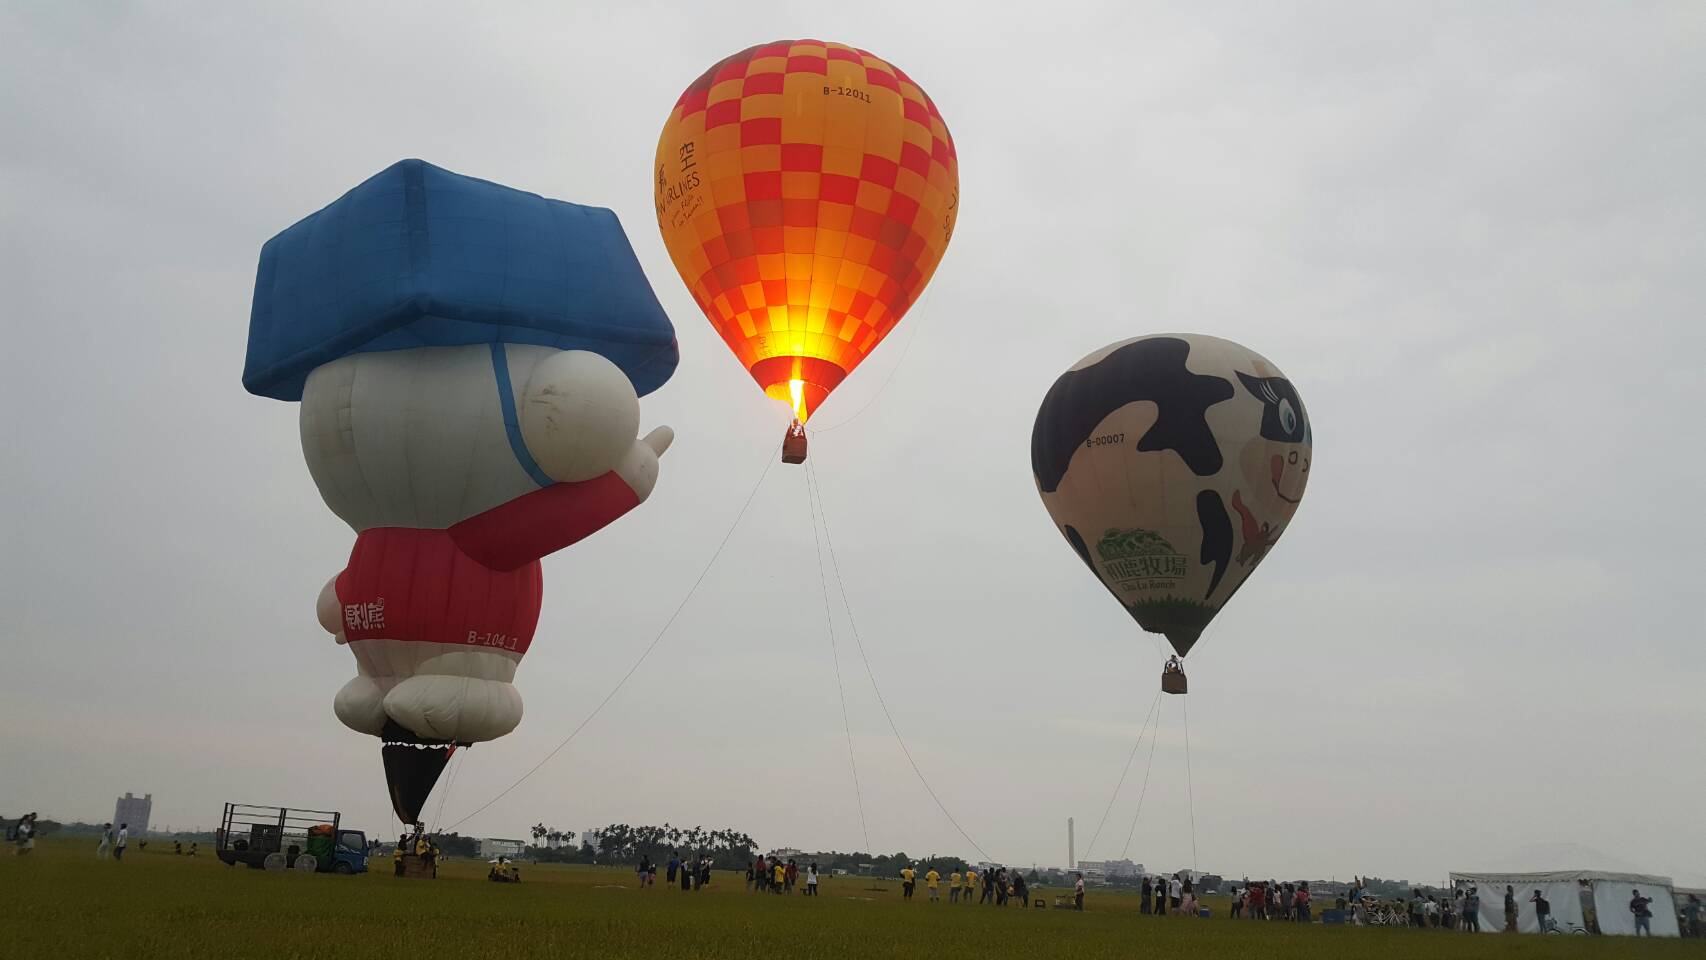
[1680,894,1700,938]
[13,813,37,856]
[1296,881,1311,923]
[806,862,819,896]
[1074,873,1085,911]
[668,852,680,887]
[771,858,784,893]
[648,858,659,887]
[1230,886,1243,919]
[1169,874,1183,915]
[1504,885,1518,932]
[755,854,767,893]
[962,868,976,904]
[1529,890,1549,932]
[980,867,994,904]
[1630,889,1653,937]
[699,856,711,890]
[1012,871,1029,908]
[1465,887,1481,932]
[949,869,962,903]
[1141,876,1154,914]
[1409,890,1425,929]
[114,822,128,862]
[744,860,754,892]
[1158,877,1172,916]
[1578,880,1599,934]
[900,863,916,900]
[925,866,941,902]
[97,822,113,860]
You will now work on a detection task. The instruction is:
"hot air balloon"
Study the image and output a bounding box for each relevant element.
[1030,334,1312,692]
[245,160,679,824]
[654,40,959,461]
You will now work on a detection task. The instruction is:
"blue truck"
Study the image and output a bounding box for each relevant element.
[215,803,368,874]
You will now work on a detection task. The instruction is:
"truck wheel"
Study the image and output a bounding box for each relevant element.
[335,862,354,875]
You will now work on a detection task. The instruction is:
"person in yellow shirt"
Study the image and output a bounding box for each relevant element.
[963,869,977,905]
[772,860,786,893]
[949,870,963,904]
[900,865,917,901]
[926,868,942,903]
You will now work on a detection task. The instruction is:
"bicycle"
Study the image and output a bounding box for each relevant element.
[1542,918,1588,935]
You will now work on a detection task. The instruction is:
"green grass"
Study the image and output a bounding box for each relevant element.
[3,838,1699,959]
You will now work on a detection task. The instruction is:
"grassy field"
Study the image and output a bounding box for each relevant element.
[4,838,1700,959]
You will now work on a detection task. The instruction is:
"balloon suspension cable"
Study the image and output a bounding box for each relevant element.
[805,464,871,854]
[1080,685,1164,864]
[428,747,466,835]
[806,458,993,863]
[811,286,935,435]
[441,440,783,833]
[1182,693,1199,872]
[1119,693,1166,860]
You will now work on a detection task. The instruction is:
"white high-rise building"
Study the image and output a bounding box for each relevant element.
[113,792,152,835]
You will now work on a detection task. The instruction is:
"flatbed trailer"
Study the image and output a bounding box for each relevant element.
[215,803,368,874]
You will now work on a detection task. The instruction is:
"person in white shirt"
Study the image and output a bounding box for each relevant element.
[1169,876,1184,914]
[97,823,113,860]
[115,823,129,862]
[805,862,819,896]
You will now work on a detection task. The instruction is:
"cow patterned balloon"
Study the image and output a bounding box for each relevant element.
[1031,334,1312,657]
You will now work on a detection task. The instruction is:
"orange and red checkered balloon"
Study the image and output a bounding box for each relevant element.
[655,40,959,422]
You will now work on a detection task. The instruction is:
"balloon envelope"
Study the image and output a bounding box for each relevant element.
[1031,334,1312,656]
[654,40,959,421]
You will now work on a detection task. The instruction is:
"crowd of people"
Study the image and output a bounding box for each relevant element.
[1142,873,1209,917]
[631,852,719,891]
[740,855,819,895]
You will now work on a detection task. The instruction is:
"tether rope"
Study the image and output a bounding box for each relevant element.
[441,441,781,832]
[806,458,992,863]
[1079,686,1164,863]
[805,463,872,853]
[1119,695,1166,860]
[1183,693,1199,871]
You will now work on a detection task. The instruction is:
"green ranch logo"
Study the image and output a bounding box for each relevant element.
[1096,528,1186,591]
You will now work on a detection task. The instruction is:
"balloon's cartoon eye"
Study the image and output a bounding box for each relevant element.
[1288,450,1299,465]
[1279,399,1298,438]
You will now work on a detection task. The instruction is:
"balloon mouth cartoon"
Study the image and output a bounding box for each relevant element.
[1269,453,1306,504]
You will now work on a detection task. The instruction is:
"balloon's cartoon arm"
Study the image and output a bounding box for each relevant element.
[448,427,673,572]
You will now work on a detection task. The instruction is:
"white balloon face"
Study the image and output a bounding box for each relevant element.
[299,344,640,530]
[1031,334,1312,655]
[518,350,639,483]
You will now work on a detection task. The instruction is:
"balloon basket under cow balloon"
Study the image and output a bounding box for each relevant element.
[1161,655,1188,695]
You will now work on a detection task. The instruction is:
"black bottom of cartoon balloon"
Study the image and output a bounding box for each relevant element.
[782,420,808,464]
[1161,656,1188,695]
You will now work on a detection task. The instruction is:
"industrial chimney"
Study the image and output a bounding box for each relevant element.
[1068,817,1075,869]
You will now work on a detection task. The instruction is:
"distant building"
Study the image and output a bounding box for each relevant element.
[113,792,152,835]
[581,828,603,851]
[478,838,526,859]
[1078,858,1143,878]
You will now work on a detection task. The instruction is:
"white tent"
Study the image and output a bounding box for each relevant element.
[1449,870,1680,937]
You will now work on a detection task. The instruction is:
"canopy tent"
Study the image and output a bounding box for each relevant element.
[1450,870,1680,937]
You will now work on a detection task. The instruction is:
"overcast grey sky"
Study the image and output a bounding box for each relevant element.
[3,1,1703,885]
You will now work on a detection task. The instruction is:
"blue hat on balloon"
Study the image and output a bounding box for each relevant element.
[243,159,679,401]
